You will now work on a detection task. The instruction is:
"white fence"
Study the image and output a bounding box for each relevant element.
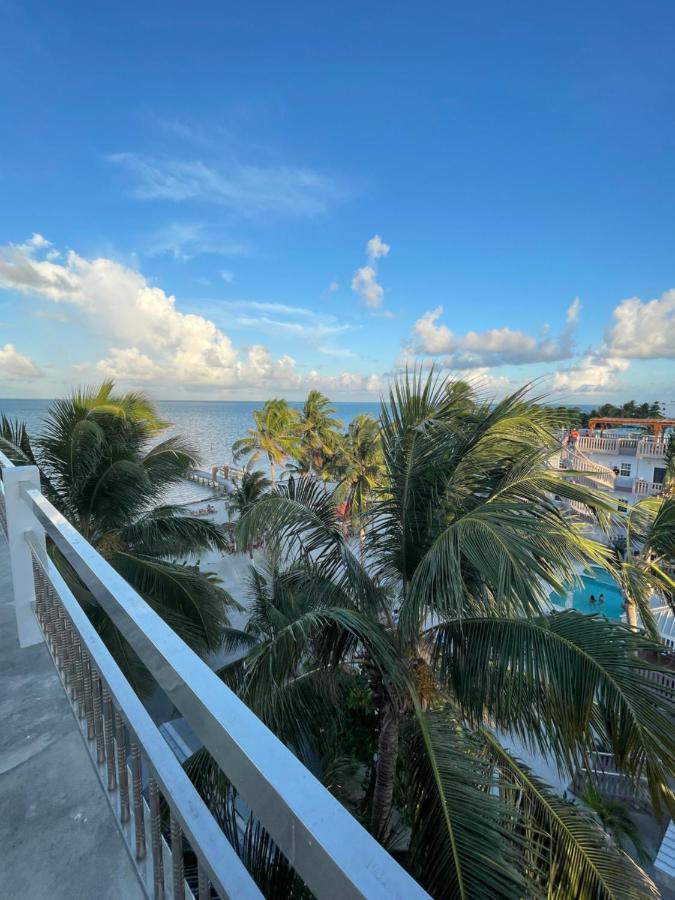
[0,452,427,900]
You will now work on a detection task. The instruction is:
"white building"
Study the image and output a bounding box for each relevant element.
[559,432,670,510]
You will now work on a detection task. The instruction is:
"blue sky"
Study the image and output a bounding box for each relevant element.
[1,1,675,407]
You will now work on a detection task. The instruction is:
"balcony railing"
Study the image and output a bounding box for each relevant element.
[0,451,427,900]
[633,480,665,497]
[573,435,668,459]
[571,752,651,810]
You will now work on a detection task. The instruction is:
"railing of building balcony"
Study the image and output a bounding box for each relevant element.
[633,480,665,497]
[573,434,668,459]
[0,451,428,900]
[639,440,668,459]
[575,436,618,454]
[571,752,651,810]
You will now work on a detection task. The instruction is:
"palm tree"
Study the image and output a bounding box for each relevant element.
[226,468,271,556]
[232,398,300,484]
[0,382,239,683]
[329,413,384,532]
[582,784,651,865]
[233,371,674,898]
[614,495,675,630]
[296,390,342,479]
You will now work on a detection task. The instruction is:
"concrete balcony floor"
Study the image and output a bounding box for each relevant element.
[0,536,145,899]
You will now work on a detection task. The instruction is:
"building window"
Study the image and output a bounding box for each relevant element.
[620,463,631,477]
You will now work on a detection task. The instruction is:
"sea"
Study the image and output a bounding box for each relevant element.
[0,399,381,504]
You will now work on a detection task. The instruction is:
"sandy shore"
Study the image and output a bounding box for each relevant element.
[180,496,268,668]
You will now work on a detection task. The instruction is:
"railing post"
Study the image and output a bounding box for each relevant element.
[3,466,45,647]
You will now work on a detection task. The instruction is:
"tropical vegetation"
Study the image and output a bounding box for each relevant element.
[189,372,675,899]
[580,400,665,426]
[232,398,302,483]
[0,382,239,685]
[294,389,343,479]
[613,495,675,631]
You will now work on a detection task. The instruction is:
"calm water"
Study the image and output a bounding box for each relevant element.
[0,398,382,503]
[550,567,624,620]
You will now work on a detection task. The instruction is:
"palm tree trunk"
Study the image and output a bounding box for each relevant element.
[268,455,276,484]
[625,594,639,630]
[370,699,400,838]
[622,548,639,631]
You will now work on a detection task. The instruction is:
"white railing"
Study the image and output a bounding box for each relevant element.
[188,466,246,488]
[575,436,618,453]
[0,452,427,900]
[633,480,664,497]
[563,447,616,488]
[639,441,668,459]
[653,605,675,651]
[572,752,651,809]
[573,435,668,460]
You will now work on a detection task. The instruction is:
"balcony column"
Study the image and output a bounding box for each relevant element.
[3,466,45,647]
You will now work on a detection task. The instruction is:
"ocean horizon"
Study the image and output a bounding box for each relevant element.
[0,398,382,471]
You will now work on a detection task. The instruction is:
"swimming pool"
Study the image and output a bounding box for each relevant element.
[549,566,624,620]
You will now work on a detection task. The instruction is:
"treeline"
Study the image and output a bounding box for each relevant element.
[550,400,664,428]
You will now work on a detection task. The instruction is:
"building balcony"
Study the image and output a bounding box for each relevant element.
[574,435,668,460]
[0,454,427,900]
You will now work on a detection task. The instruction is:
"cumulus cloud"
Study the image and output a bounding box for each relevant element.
[109,153,345,219]
[411,299,580,368]
[352,235,391,310]
[0,344,42,379]
[552,353,629,393]
[0,235,379,394]
[366,234,390,262]
[96,347,163,381]
[351,265,384,309]
[605,290,675,359]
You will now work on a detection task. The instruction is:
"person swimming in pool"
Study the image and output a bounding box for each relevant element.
[589,594,596,605]
[598,593,605,604]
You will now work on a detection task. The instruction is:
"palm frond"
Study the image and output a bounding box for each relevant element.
[112,552,240,654]
[401,705,524,899]
[481,730,658,899]
[430,612,675,814]
[120,505,231,556]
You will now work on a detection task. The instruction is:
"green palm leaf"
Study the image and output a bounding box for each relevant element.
[481,731,658,900]
[402,705,524,899]
[430,612,675,814]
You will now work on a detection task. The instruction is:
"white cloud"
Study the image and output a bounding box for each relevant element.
[411,299,579,368]
[234,315,351,340]
[552,353,629,393]
[146,223,249,261]
[0,235,369,393]
[31,309,70,323]
[351,265,384,309]
[0,344,42,379]
[366,234,390,262]
[96,347,163,381]
[20,233,51,251]
[109,153,345,219]
[460,367,511,393]
[220,299,354,342]
[605,289,675,359]
[318,346,357,358]
[328,281,339,293]
[351,235,391,310]
[221,270,234,283]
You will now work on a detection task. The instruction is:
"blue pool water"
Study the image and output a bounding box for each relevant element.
[549,567,624,620]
